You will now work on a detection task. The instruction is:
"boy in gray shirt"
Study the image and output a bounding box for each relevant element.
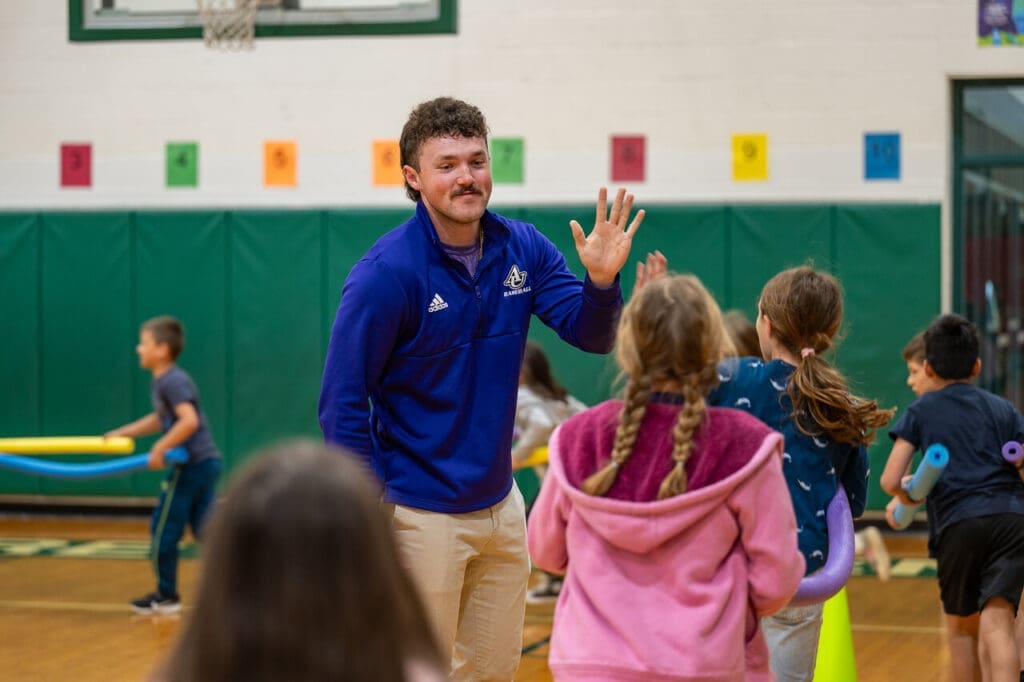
[106,315,221,614]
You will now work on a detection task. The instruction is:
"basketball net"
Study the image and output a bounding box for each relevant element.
[196,0,279,50]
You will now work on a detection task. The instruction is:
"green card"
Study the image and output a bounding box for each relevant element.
[166,142,198,187]
[491,137,524,184]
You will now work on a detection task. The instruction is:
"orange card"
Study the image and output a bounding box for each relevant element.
[264,140,297,187]
[372,140,403,186]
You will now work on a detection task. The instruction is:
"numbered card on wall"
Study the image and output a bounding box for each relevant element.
[372,140,403,186]
[611,135,645,182]
[491,137,524,184]
[60,143,91,187]
[166,142,198,188]
[264,141,297,187]
[864,132,901,181]
[732,134,768,182]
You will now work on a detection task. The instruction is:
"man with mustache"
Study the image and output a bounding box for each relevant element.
[319,96,644,681]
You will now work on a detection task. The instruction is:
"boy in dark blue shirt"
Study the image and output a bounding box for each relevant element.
[882,313,1024,682]
[106,316,221,614]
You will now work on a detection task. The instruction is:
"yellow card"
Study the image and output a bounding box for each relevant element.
[732,133,768,182]
[372,139,403,186]
[264,141,297,187]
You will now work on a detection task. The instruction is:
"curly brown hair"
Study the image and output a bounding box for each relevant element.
[399,97,489,202]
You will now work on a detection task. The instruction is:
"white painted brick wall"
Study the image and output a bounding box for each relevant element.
[0,0,1022,210]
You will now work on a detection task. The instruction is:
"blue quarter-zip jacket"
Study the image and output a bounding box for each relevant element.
[319,201,622,513]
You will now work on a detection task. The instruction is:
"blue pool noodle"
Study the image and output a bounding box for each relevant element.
[893,443,949,530]
[0,447,187,479]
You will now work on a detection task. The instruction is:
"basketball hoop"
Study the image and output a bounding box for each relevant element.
[196,0,279,50]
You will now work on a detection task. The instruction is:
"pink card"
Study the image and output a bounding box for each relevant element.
[611,135,645,182]
[61,144,92,187]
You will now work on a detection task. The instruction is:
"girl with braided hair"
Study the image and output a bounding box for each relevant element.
[710,265,896,681]
[527,274,805,682]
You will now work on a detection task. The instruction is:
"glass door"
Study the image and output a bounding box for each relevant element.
[954,81,1024,407]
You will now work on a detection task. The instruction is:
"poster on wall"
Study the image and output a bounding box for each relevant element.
[491,138,524,184]
[166,142,198,188]
[372,140,403,186]
[732,133,768,182]
[60,143,91,188]
[864,133,900,181]
[610,135,645,183]
[264,141,297,187]
[978,0,1024,46]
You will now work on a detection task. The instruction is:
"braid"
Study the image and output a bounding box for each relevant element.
[657,364,715,500]
[582,376,651,496]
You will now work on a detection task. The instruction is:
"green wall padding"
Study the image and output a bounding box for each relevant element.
[729,205,834,320]
[0,203,940,509]
[37,213,135,496]
[130,211,229,493]
[0,214,42,495]
[229,211,325,466]
[834,205,941,507]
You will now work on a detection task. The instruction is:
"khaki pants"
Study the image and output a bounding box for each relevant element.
[389,486,530,681]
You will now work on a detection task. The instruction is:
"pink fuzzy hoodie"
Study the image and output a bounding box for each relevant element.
[527,401,805,681]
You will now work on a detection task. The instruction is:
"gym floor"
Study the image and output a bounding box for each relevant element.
[0,516,952,681]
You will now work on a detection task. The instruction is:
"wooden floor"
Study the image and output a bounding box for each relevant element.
[0,516,954,681]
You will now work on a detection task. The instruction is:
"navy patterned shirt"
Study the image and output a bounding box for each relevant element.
[709,357,868,575]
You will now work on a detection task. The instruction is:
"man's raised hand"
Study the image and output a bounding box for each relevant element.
[570,187,645,287]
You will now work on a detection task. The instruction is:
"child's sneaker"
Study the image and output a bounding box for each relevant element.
[861,526,891,581]
[526,575,563,604]
[130,591,181,615]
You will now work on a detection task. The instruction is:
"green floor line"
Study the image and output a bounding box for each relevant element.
[0,537,198,560]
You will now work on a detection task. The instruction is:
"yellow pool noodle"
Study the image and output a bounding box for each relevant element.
[0,436,135,455]
[519,446,549,469]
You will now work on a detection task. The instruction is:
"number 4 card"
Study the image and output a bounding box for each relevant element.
[166,142,198,188]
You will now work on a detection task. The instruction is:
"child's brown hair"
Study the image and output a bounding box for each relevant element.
[758,266,894,446]
[142,315,184,361]
[722,310,762,359]
[901,331,925,363]
[160,440,442,682]
[520,340,570,402]
[583,275,732,500]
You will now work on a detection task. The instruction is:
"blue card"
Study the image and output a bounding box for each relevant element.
[865,133,900,181]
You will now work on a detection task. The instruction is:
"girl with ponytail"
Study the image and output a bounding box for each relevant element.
[527,274,805,682]
[710,265,895,681]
